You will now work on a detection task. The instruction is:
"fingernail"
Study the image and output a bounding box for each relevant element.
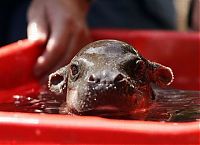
[34,56,45,76]
[37,56,45,65]
[28,22,47,41]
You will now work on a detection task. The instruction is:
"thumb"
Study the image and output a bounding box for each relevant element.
[27,1,48,41]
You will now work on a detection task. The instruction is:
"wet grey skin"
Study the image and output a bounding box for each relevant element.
[48,40,174,117]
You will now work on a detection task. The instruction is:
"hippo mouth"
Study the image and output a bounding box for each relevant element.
[79,105,140,118]
[64,76,147,116]
[66,104,146,120]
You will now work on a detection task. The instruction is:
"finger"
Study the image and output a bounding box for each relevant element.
[27,1,48,41]
[39,23,91,83]
[192,0,200,31]
[34,13,72,77]
[49,24,91,73]
[66,25,91,61]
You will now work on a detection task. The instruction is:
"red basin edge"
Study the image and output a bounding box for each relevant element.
[0,111,199,144]
[0,30,199,144]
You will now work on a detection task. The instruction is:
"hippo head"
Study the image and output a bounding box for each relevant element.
[48,40,173,116]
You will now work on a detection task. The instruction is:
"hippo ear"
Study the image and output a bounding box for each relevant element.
[48,65,68,95]
[149,62,174,87]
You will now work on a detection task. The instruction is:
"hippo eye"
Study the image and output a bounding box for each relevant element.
[71,64,79,76]
[123,59,146,79]
[134,60,145,72]
[70,62,80,81]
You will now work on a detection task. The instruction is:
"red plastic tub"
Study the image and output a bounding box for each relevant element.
[0,30,199,144]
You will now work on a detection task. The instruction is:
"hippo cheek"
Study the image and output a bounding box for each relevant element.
[64,87,97,114]
[87,79,153,115]
[65,88,79,113]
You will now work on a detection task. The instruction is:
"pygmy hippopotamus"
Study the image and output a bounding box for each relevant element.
[48,40,174,117]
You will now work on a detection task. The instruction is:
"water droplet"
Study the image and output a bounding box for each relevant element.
[35,129,41,136]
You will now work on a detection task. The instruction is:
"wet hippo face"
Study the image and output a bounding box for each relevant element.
[48,40,173,116]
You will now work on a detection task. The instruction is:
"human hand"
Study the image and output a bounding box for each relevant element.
[27,0,91,77]
[191,0,200,31]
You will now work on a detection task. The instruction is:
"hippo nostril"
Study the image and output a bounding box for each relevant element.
[89,75,95,82]
[114,74,124,83]
[89,75,100,83]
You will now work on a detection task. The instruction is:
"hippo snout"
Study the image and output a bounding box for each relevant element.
[87,71,125,85]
